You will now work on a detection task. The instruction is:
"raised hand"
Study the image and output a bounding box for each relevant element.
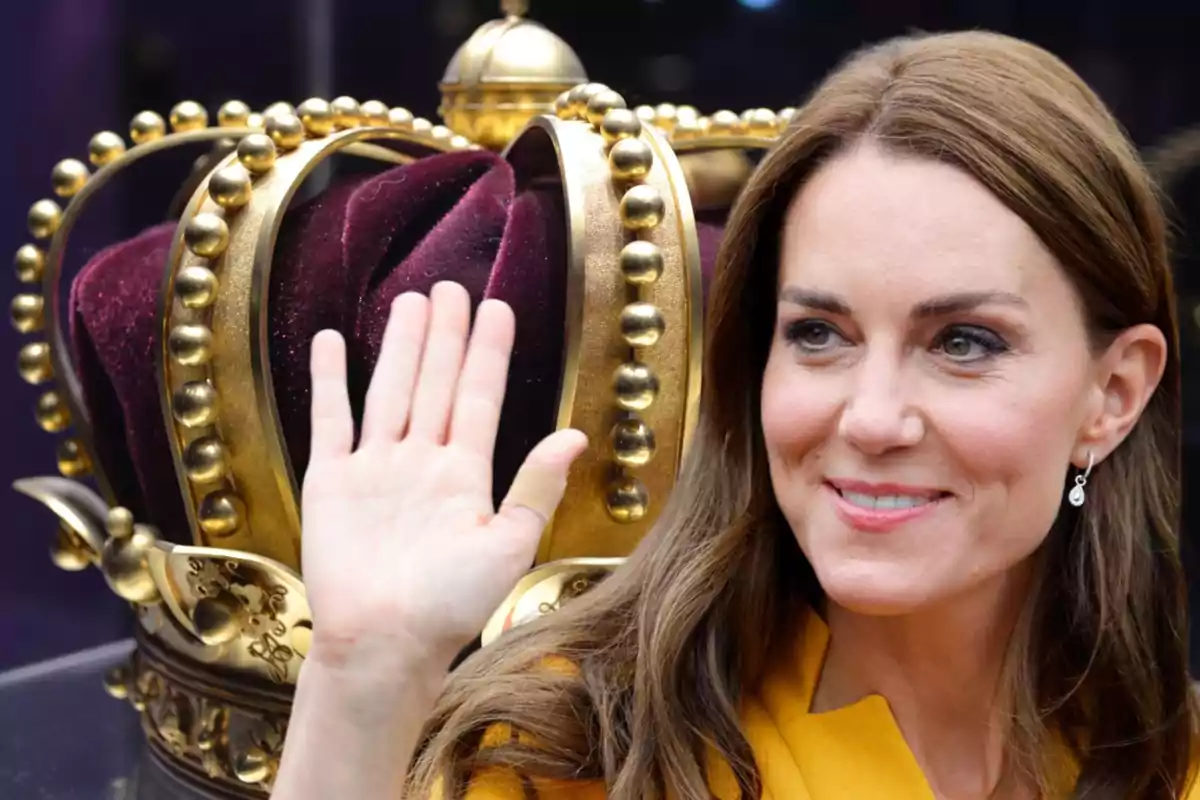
[299,281,587,671]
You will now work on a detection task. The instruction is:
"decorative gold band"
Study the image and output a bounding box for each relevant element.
[107,629,290,799]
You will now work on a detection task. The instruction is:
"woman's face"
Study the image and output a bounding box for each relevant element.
[761,143,1149,616]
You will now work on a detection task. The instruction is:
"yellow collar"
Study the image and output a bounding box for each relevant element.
[724,611,936,799]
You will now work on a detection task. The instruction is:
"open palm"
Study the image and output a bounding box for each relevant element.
[300,282,586,669]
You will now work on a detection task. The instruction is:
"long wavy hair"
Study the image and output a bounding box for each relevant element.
[408,30,1193,799]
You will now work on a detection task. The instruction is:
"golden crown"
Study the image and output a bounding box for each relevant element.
[10,4,790,796]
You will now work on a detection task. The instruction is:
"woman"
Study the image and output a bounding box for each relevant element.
[273,30,1197,799]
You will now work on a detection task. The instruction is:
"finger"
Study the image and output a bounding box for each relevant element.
[408,282,471,442]
[448,299,516,457]
[309,330,354,460]
[360,293,430,445]
[491,429,589,539]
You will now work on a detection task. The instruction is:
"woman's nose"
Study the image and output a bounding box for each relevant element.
[836,357,924,455]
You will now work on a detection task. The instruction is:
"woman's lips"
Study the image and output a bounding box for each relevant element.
[823,480,949,533]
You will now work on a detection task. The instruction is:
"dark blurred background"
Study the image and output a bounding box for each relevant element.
[4,0,1200,671]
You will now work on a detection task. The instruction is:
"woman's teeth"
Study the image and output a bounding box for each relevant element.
[839,491,931,510]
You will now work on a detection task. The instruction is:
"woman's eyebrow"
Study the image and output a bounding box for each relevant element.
[779,286,1028,319]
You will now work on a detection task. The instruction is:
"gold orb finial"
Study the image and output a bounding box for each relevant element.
[439,5,587,150]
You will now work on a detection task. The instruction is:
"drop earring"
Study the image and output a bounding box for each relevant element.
[1067,451,1095,507]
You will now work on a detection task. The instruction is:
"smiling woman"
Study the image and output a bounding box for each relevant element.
[763,144,1166,622]
[272,30,1197,800]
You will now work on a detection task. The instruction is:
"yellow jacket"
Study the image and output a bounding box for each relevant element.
[457,612,1199,799]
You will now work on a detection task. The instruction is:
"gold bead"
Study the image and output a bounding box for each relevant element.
[173,381,219,428]
[168,324,213,366]
[100,524,159,603]
[28,199,63,240]
[744,108,778,136]
[554,90,572,119]
[612,417,657,468]
[209,164,253,209]
[563,84,589,119]
[609,138,654,182]
[263,101,296,121]
[15,245,44,284]
[10,294,45,333]
[17,341,53,384]
[619,185,665,230]
[217,100,252,128]
[50,525,91,571]
[430,125,453,142]
[265,112,305,151]
[654,103,678,132]
[184,213,229,258]
[707,110,740,135]
[184,436,228,483]
[606,475,649,523]
[634,105,657,123]
[236,133,277,173]
[564,83,589,104]
[176,265,219,308]
[330,96,362,129]
[360,99,390,126]
[51,159,89,198]
[620,302,666,347]
[778,107,796,128]
[56,438,92,477]
[449,135,473,150]
[412,117,433,135]
[246,112,265,129]
[106,507,134,539]
[297,97,336,137]
[676,105,700,123]
[191,591,245,645]
[129,111,167,144]
[619,240,664,285]
[35,390,70,433]
[387,107,415,129]
[672,116,703,141]
[88,131,126,166]
[566,83,608,119]
[586,90,627,127]
[613,362,659,411]
[198,490,245,537]
[102,666,129,699]
[233,745,272,785]
[600,109,641,145]
[169,100,209,132]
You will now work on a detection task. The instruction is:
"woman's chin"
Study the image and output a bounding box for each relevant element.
[814,564,941,617]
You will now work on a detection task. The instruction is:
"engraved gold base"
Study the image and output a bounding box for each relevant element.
[110,631,292,799]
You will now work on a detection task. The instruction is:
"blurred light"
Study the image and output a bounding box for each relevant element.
[650,55,694,93]
[433,0,474,37]
[738,0,779,9]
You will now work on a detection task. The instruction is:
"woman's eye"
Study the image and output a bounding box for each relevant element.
[933,325,1010,362]
[784,320,847,352]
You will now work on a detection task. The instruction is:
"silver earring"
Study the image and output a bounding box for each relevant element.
[1067,452,1095,507]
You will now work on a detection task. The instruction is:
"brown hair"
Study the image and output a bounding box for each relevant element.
[409,31,1194,799]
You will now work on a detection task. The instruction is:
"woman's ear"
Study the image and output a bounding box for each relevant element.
[1073,323,1168,464]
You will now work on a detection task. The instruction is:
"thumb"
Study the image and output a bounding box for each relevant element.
[491,429,588,539]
